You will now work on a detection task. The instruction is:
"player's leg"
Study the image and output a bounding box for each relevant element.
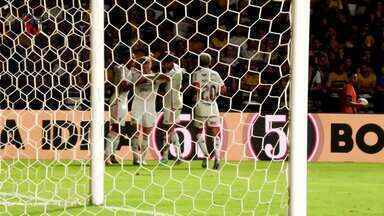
[105,123,120,165]
[106,102,124,165]
[193,116,209,168]
[206,116,222,170]
[110,121,127,164]
[160,124,171,165]
[141,112,156,165]
[160,110,172,165]
[170,126,182,164]
[161,109,182,165]
[171,109,182,164]
[160,124,182,165]
[130,120,141,166]
[141,126,152,165]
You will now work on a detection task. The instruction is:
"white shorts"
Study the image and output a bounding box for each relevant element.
[163,108,181,125]
[110,118,126,127]
[193,102,221,128]
[131,97,157,128]
[131,111,157,128]
[193,114,222,129]
[110,108,128,126]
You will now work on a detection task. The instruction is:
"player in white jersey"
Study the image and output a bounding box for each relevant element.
[160,56,184,165]
[105,65,131,165]
[192,53,226,170]
[128,56,167,165]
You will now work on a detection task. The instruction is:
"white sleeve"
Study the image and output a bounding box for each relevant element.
[125,69,133,83]
[126,68,139,84]
[174,71,183,90]
[214,72,224,86]
[192,71,198,84]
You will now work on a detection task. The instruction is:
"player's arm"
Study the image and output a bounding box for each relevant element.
[118,80,131,93]
[345,96,359,106]
[155,73,169,83]
[343,92,365,107]
[217,74,226,96]
[220,83,227,96]
[191,72,200,102]
[122,66,137,91]
[113,65,132,93]
[126,58,136,70]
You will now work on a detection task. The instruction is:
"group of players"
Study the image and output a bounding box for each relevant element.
[104,53,226,170]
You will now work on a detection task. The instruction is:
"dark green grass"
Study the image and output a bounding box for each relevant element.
[0,160,383,215]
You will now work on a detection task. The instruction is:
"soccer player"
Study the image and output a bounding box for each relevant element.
[128,55,167,165]
[160,56,185,165]
[192,53,226,170]
[105,65,131,165]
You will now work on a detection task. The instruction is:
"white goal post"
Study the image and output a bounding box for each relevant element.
[288,0,310,215]
[90,0,105,206]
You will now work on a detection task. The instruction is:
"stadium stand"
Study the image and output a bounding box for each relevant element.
[1,0,383,113]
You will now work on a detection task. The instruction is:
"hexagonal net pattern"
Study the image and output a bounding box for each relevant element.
[0,0,93,212]
[103,0,290,215]
[1,0,291,215]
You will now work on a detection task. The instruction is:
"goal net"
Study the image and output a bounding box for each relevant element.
[0,0,94,212]
[0,0,303,215]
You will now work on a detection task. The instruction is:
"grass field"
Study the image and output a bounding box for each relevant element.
[0,160,383,215]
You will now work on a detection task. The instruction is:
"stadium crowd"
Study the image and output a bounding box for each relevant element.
[309,0,384,113]
[0,0,383,113]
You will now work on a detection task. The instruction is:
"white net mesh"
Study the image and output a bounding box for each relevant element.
[0,0,92,212]
[1,0,291,215]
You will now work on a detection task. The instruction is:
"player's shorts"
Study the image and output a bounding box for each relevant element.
[131,111,157,128]
[163,108,181,125]
[193,102,221,128]
[109,109,128,134]
[131,98,157,128]
[193,114,222,129]
[110,102,128,126]
[110,115,127,126]
[110,122,125,134]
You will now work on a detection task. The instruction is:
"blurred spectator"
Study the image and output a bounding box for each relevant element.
[327,0,343,11]
[375,66,384,112]
[241,71,259,92]
[326,64,348,92]
[241,40,258,58]
[211,33,227,50]
[310,0,384,112]
[325,64,349,112]
[309,62,325,112]
[357,66,376,95]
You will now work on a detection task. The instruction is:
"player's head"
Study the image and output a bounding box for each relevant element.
[163,55,177,72]
[348,72,358,85]
[361,65,372,77]
[141,56,153,74]
[199,53,211,68]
